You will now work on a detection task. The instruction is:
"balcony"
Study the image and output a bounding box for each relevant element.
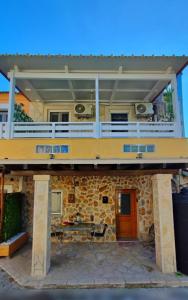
[0,121,177,139]
[0,55,186,141]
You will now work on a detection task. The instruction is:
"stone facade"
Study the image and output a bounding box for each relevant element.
[4,174,154,242]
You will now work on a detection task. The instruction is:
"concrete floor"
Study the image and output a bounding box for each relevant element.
[0,241,188,288]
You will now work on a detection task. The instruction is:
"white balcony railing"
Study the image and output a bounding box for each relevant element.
[0,121,177,139]
[0,122,7,138]
[100,122,176,138]
[12,122,95,138]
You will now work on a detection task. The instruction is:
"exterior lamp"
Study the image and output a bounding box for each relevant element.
[136,152,143,159]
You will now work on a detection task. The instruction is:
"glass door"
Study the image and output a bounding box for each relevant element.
[49,112,69,133]
[111,113,128,132]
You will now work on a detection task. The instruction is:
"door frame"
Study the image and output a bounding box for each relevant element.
[115,189,137,239]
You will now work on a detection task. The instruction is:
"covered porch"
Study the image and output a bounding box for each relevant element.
[0,161,181,278]
[0,55,186,139]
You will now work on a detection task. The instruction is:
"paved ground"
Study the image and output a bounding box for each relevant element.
[0,241,188,288]
[1,261,188,299]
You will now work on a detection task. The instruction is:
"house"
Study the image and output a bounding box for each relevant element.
[0,54,188,277]
[0,92,29,123]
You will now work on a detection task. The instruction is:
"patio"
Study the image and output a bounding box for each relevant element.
[0,241,188,288]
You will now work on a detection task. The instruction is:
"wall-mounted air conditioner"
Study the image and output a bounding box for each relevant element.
[74,104,93,116]
[135,103,154,116]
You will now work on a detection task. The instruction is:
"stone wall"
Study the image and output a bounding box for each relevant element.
[4,175,154,242]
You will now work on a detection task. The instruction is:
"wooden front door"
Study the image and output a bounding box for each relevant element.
[115,189,137,239]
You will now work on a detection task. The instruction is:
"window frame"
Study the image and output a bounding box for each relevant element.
[123,144,155,153]
[0,110,8,122]
[36,144,69,154]
[51,189,63,216]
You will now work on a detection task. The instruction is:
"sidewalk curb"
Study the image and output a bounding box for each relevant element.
[1,266,188,290]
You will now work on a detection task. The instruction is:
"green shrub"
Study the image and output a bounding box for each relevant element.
[2,193,23,241]
[14,104,33,122]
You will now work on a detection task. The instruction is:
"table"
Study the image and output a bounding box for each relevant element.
[52,222,95,241]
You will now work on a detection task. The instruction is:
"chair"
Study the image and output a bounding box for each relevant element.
[91,224,108,239]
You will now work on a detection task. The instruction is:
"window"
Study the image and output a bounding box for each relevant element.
[118,192,131,215]
[111,113,128,133]
[123,144,155,153]
[49,112,69,122]
[0,110,8,122]
[147,144,155,152]
[36,144,69,154]
[51,190,63,215]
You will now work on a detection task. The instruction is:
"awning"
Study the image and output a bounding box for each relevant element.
[0,54,187,103]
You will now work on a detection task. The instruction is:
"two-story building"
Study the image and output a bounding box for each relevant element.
[0,54,188,277]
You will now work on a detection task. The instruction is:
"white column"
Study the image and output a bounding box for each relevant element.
[152,174,176,273]
[177,73,185,137]
[171,75,182,137]
[7,72,15,139]
[31,175,51,277]
[95,77,100,138]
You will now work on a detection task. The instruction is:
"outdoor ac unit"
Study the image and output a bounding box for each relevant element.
[74,103,93,116]
[135,103,154,116]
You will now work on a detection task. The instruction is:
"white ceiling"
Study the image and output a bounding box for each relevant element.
[0,54,187,103]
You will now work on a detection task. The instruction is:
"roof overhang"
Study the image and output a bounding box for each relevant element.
[0,158,187,176]
[0,54,188,103]
[0,158,188,165]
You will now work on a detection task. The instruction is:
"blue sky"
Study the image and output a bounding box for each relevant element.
[0,0,187,134]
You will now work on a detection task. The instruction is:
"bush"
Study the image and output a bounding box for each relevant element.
[2,193,23,241]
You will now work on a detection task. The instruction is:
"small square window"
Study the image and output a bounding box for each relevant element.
[53,145,60,153]
[36,145,45,153]
[139,145,146,153]
[60,145,69,153]
[51,190,63,215]
[147,144,155,152]
[124,145,131,152]
[45,145,52,153]
[36,144,69,154]
[131,145,138,152]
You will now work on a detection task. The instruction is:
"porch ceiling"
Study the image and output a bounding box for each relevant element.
[16,78,167,102]
[0,54,187,103]
[0,161,187,175]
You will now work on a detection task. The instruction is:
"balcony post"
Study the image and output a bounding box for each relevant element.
[7,71,15,139]
[95,77,100,138]
[177,72,185,137]
[171,75,182,137]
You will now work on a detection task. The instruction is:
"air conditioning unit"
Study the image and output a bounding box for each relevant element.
[135,103,154,116]
[74,103,93,116]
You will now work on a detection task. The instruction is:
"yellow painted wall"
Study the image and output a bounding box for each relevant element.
[0,92,30,114]
[0,92,147,123]
[29,102,140,122]
[0,138,187,160]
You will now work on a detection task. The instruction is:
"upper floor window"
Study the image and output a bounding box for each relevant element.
[124,144,155,153]
[0,110,8,122]
[111,113,128,122]
[36,144,69,154]
[49,112,69,122]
